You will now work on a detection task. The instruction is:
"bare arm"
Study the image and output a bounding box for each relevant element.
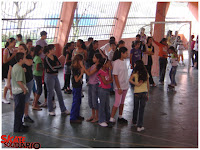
[99,74,112,85]
[74,68,84,82]
[17,81,27,94]
[3,50,16,64]
[129,73,143,86]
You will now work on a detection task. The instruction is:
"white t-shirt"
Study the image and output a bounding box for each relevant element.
[112,59,129,90]
[100,43,110,56]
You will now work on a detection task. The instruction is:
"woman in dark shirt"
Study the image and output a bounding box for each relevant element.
[44,44,70,116]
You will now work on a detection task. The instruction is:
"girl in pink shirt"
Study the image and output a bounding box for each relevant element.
[96,58,113,127]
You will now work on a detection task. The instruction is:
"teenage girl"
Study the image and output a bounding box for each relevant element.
[97,58,113,127]
[129,60,149,132]
[44,44,70,116]
[80,53,102,123]
[153,38,168,85]
[70,54,85,123]
[109,47,129,124]
[32,45,43,110]
[2,38,17,104]
[63,43,73,94]
[143,37,156,87]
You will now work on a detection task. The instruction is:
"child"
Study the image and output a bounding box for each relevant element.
[12,52,28,132]
[130,41,142,70]
[168,46,178,87]
[129,60,149,132]
[32,45,43,110]
[70,54,85,123]
[153,38,168,85]
[97,58,113,127]
[110,47,129,124]
[177,41,185,65]
[80,53,102,123]
[44,44,70,116]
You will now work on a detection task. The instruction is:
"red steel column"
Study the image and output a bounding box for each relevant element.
[152,2,170,76]
[188,2,198,21]
[54,2,77,57]
[111,2,132,42]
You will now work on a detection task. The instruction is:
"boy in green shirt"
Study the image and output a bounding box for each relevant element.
[12,52,28,132]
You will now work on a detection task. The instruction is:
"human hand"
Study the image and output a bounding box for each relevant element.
[23,68,27,72]
[23,88,27,95]
[118,89,123,95]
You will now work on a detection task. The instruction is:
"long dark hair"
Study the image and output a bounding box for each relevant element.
[134,60,148,82]
[34,45,42,56]
[160,38,167,44]
[5,38,15,48]
[63,43,71,56]
[71,54,83,69]
[116,40,125,48]
[112,47,128,61]
[78,39,86,50]
[43,44,55,54]
[146,36,153,45]
[95,53,103,70]
[98,57,108,69]
[88,40,98,51]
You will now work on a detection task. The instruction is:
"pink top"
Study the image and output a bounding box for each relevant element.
[97,69,111,89]
[88,64,99,85]
[191,41,195,50]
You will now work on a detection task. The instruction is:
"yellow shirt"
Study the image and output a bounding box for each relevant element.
[133,73,149,93]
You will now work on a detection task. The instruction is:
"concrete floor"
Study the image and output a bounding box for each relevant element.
[1,59,198,148]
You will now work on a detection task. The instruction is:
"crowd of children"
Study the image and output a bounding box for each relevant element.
[2,30,198,133]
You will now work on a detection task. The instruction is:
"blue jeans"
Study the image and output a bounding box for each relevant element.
[98,88,110,123]
[159,57,167,82]
[25,79,33,102]
[88,84,99,109]
[45,74,67,112]
[169,66,177,85]
[14,92,25,132]
[132,92,147,127]
[70,88,82,120]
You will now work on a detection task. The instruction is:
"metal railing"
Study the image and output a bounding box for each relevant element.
[1,1,62,47]
[68,2,119,42]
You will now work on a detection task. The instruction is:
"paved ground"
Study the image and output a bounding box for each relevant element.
[1,58,198,148]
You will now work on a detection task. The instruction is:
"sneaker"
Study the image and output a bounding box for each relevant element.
[40,102,47,107]
[109,118,116,123]
[49,112,56,116]
[14,125,29,133]
[24,116,34,123]
[61,110,70,116]
[118,118,128,124]
[9,95,13,100]
[37,101,41,105]
[78,116,84,120]
[2,98,10,104]
[137,127,145,132]
[99,122,108,127]
[70,119,82,123]
[61,87,65,90]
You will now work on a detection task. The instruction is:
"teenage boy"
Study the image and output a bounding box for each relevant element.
[12,52,28,132]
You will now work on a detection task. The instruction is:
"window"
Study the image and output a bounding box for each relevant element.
[122,1,157,38]
[1,1,62,47]
[68,2,119,42]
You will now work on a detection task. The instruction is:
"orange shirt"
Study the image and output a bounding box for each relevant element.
[154,41,168,58]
